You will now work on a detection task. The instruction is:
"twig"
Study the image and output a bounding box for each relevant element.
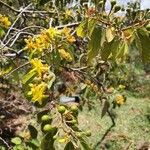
[0,0,19,12]
[5,62,30,78]
[2,4,32,43]
[122,19,150,31]
[93,109,115,149]
[0,136,10,149]
[56,22,80,29]
[10,31,33,47]
[0,0,55,14]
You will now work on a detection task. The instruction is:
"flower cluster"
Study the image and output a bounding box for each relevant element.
[58,49,73,62]
[25,28,61,53]
[61,27,76,43]
[26,58,55,104]
[30,58,49,77]
[115,94,125,105]
[28,82,48,105]
[85,79,99,93]
[0,14,11,28]
[24,27,75,54]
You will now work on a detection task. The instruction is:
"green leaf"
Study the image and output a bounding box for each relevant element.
[40,128,58,150]
[79,138,92,150]
[0,146,6,150]
[0,27,5,38]
[76,19,88,38]
[64,141,75,150]
[110,38,122,60]
[100,40,114,61]
[87,25,103,64]
[26,139,40,149]
[13,145,25,150]
[22,70,36,84]
[30,139,40,147]
[135,28,150,63]
[116,41,128,60]
[11,137,22,145]
[100,37,126,61]
[28,125,38,139]
[87,19,96,37]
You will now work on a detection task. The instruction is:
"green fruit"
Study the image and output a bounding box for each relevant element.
[58,106,66,114]
[110,0,116,6]
[85,131,91,137]
[146,24,150,31]
[114,5,121,13]
[43,124,53,132]
[41,115,51,122]
[70,105,78,112]
[76,132,83,138]
[67,119,77,126]
[71,119,77,124]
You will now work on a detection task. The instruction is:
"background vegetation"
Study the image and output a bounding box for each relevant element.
[0,0,150,149]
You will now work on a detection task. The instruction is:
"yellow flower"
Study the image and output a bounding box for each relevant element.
[61,27,76,43]
[0,14,11,28]
[46,27,60,40]
[115,94,125,105]
[58,49,73,62]
[65,9,73,17]
[30,58,49,76]
[66,35,76,43]
[61,27,71,35]
[24,27,60,53]
[28,82,48,104]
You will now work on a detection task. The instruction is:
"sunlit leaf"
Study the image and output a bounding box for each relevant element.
[106,27,115,42]
[87,25,102,64]
[22,70,36,84]
[64,141,75,150]
[76,19,88,38]
[87,19,96,37]
[0,27,5,38]
[135,28,150,64]
[11,137,22,145]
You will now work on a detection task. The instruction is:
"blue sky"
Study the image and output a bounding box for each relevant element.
[119,0,150,9]
[106,0,150,10]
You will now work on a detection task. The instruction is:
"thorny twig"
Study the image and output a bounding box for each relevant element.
[2,4,32,43]
[0,136,10,149]
[5,62,30,78]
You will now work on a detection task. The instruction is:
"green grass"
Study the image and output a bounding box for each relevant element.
[78,94,150,150]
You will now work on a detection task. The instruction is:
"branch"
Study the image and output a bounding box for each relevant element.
[0,0,55,14]
[0,136,10,149]
[93,109,115,149]
[122,19,150,31]
[5,62,30,78]
[2,4,32,43]
[0,0,19,12]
